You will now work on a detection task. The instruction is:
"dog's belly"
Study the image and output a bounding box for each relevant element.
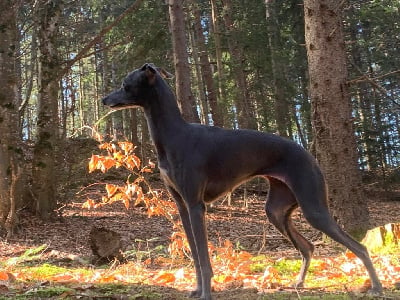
[204,177,248,203]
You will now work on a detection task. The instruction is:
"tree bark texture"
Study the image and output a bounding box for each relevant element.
[168,0,200,123]
[32,0,62,219]
[303,0,371,237]
[0,1,24,235]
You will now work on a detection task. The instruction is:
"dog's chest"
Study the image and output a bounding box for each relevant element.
[159,165,177,190]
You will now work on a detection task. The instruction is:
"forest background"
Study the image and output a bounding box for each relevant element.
[0,0,399,273]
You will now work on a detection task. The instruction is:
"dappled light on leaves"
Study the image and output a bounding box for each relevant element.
[2,243,399,296]
[83,141,158,211]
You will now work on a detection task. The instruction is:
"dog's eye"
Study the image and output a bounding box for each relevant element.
[122,82,130,92]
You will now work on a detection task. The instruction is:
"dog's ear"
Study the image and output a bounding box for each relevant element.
[141,63,157,85]
[141,63,173,77]
[141,63,174,84]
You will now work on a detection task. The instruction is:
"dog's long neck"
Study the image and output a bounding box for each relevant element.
[143,75,188,154]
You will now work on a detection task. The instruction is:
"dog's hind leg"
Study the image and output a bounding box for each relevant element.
[298,197,383,294]
[285,170,383,295]
[265,177,314,287]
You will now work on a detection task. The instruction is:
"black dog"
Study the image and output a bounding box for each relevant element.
[102,63,382,300]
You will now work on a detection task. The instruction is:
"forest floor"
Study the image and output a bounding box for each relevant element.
[0,181,400,299]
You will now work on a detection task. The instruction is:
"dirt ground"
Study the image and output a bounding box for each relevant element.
[0,182,399,299]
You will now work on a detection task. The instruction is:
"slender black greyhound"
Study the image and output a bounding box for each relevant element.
[102,63,382,300]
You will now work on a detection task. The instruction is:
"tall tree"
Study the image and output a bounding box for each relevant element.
[32,0,62,218]
[265,0,291,138]
[303,0,371,236]
[0,0,24,235]
[221,0,257,129]
[168,0,200,123]
[190,1,223,127]
[210,0,227,125]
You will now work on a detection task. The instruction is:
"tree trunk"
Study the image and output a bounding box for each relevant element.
[110,61,124,140]
[168,0,200,123]
[221,0,257,129]
[32,0,62,219]
[189,30,209,124]
[303,0,371,237]
[191,1,223,127]
[210,0,227,126]
[0,1,24,235]
[265,0,291,138]
[348,15,379,171]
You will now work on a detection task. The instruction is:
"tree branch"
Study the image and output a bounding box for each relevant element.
[348,69,400,84]
[348,67,400,107]
[59,0,144,78]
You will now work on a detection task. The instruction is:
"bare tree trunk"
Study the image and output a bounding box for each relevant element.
[221,0,257,129]
[265,0,291,137]
[304,0,371,237]
[168,0,200,123]
[32,0,62,219]
[210,0,227,126]
[19,30,37,118]
[189,30,208,124]
[78,60,85,133]
[0,0,24,235]
[348,13,379,171]
[110,61,124,140]
[191,1,223,127]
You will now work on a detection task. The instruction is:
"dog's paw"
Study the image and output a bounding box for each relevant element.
[291,280,304,289]
[189,289,202,298]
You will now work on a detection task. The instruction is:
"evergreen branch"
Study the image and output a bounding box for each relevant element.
[58,0,144,78]
[348,66,400,107]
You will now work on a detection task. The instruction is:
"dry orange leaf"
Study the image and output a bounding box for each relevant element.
[105,184,118,197]
[51,273,74,282]
[0,271,9,281]
[113,151,125,161]
[82,199,95,209]
[88,155,99,172]
[123,198,130,209]
[214,274,235,284]
[98,142,112,150]
[118,141,134,154]
[153,271,175,284]
[102,157,116,172]
[344,251,357,259]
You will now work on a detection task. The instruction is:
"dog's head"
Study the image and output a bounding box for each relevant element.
[102,63,173,108]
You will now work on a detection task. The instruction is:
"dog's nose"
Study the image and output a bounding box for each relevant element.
[102,96,108,105]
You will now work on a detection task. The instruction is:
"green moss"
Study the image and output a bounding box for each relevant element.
[25,286,74,298]
[273,259,302,276]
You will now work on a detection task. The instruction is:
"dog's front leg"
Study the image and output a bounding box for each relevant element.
[187,201,213,300]
[168,187,204,298]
